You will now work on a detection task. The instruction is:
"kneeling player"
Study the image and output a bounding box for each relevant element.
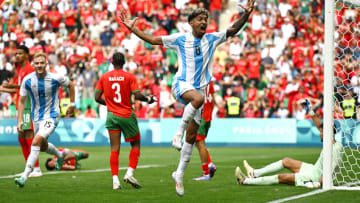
[235,99,344,188]
[193,81,216,180]
[45,148,89,170]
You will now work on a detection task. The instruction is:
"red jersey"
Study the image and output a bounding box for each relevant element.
[203,81,214,122]
[16,62,35,109]
[96,69,139,118]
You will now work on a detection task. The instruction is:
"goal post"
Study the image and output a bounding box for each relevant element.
[323,0,335,191]
[324,0,360,190]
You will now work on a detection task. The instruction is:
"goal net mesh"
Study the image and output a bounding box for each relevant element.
[333,0,360,188]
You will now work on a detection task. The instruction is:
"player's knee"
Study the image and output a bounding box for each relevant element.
[282,157,291,167]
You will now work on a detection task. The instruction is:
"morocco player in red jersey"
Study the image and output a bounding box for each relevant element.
[193,81,216,180]
[95,52,156,190]
[0,45,41,177]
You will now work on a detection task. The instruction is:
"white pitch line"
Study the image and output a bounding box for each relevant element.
[267,189,328,203]
[0,164,163,179]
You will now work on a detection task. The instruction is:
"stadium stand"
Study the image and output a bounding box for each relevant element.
[0,0,336,119]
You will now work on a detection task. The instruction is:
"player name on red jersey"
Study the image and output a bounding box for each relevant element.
[109,76,125,81]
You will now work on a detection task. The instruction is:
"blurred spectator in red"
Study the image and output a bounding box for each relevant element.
[247,81,258,102]
[84,105,98,118]
[64,2,77,32]
[48,5,62,32]
[243,101,258,118]
[247,51,261,87]
[206,18,218,33]
[209,0,222,26]
[285,73,301,116]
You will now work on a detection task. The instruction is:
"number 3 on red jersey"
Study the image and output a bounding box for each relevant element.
[112,83,122,103]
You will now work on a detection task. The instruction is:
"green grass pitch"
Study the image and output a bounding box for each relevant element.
[0,146,359,202]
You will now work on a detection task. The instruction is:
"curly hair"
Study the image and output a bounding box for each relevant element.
[188,8,209,23]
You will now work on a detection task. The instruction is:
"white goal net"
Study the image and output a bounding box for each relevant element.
[324,0,360,190]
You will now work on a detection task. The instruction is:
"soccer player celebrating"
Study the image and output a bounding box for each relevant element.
[193,81,216,181]
[235,99,344,188]
[0,45,42,177]
[95,52,156,190]
[14,52,75,187]
[119,0,255,196]
[45,148,89,171]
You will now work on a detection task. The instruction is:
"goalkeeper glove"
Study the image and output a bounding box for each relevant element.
[301,99,315,116]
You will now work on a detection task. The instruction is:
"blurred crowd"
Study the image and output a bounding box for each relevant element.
[0,0,358,120]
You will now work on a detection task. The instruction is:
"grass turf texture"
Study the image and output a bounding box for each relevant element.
[0,146,359,202]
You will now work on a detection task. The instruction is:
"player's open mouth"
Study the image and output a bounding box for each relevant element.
[200,25,207,32]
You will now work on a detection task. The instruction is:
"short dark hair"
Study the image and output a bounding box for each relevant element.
[188,8,209,23]
[45,158,55,170]
[112,52,125,68]
[17,45,29,55]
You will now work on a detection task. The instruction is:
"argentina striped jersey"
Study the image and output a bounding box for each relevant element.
[162,31,227,89]
[20,72,70,122]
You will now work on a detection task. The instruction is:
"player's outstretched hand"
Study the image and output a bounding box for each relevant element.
[119,9,138,31]
[237,0,256,14]
[65,106,75,118]
[301,99,312,114]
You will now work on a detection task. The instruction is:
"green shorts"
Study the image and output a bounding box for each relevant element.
[106,111,139,140]
[197,118,211,136]
[21,96,33,130]
[295,162,321,186]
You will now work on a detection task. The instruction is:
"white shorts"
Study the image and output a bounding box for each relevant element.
[295,162,321,187]
[172,80,204,125]
[34,118,59,139]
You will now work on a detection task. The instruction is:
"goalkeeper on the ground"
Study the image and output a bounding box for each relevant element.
[235,99,344,188]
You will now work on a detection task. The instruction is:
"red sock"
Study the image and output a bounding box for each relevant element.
[202,163,210,175]
[110,151,119,176]
[207,149,212,165]
[128,148,140,170]
[26,138,39,167]
[18,138,29,162]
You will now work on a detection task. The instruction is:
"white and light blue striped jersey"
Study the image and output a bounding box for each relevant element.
[162,31,227,89]
[20,72,70,122]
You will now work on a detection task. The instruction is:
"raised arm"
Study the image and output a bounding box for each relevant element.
[226,0,255,38]
[119,9,163,45]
